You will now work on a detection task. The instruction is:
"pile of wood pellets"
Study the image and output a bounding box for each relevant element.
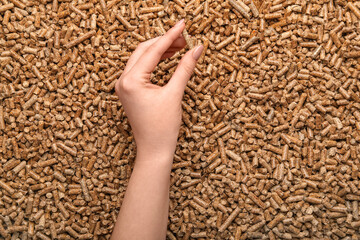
[1,0,360,239]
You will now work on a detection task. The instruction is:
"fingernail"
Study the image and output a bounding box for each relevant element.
[175,19,185,27]
[192,45,204,61]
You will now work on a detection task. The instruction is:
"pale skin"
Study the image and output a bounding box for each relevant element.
[111,20,204,240]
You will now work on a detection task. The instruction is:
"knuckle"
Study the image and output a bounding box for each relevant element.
[147,45,157,54]
[137,39,153,50]
[180,60,194,75]
[115,79,121,96]
[120,76,136,93]
[137,42,146,49]
[167,31,180,42]
[183,63,193,74]
[135,42,147,53]
[183,54,196,72]
[149,46,164,59]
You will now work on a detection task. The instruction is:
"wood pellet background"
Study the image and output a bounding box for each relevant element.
[1,0,360,239]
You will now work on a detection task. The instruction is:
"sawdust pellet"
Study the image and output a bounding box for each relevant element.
[1,0,360,239]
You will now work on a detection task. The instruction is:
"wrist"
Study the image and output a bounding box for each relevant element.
[135,137,177,159]
[136,146,175,165]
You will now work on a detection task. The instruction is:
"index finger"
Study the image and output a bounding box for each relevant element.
[124,36,186,76]
[133,19,186,75]
[123,37,160,76]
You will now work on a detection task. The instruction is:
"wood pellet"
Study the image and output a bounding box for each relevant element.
[0,0,360,239]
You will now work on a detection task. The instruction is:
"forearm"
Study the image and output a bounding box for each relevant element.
[111,151,173,240]
[111,20,199,240]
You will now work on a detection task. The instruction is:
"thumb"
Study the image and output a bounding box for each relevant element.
[166,45,204,96]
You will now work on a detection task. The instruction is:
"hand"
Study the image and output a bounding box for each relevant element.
[115,20,204,159]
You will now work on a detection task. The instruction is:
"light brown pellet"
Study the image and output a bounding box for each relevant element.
[0,3,14,12]
[116,13,136,30]
[228,0,250,20]
[183,28,194,49]
[218,207,241,232]
[64,30,96,49]
[348,3,360,19]
[0,106,5,130]
[0,180,15,194]
[216,35,236,50]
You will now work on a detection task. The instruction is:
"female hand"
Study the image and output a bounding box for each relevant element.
[115,20,204,159]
